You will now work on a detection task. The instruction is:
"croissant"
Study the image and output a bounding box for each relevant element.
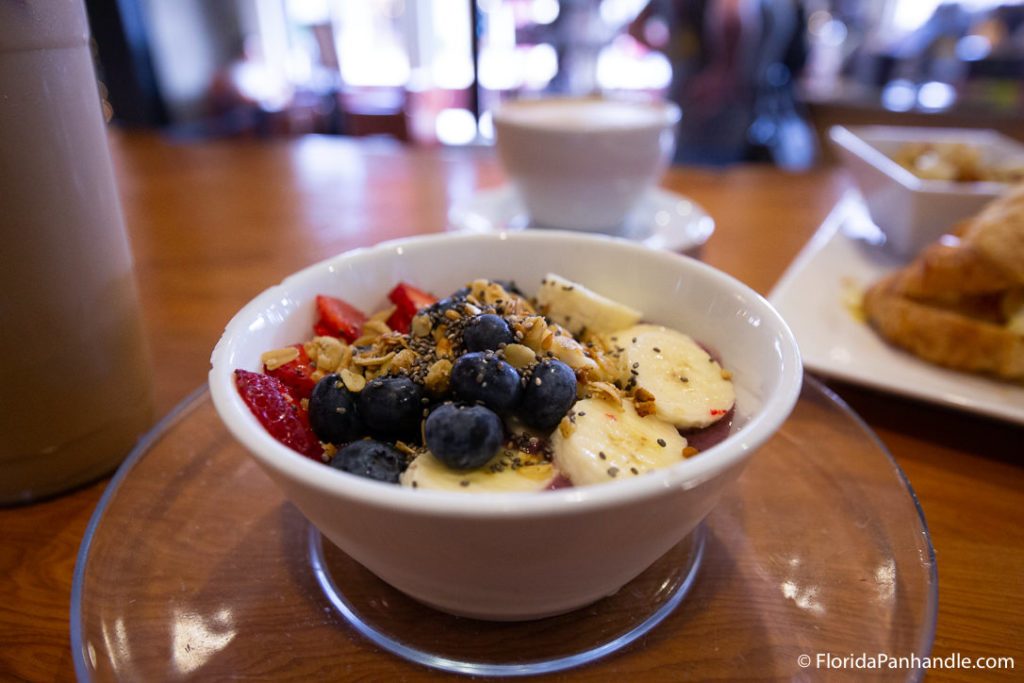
[862,182,1024,381]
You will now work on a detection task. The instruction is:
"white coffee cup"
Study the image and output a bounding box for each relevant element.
[492,96,680,233]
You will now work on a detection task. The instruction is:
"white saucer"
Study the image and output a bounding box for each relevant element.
[448,186,715,253]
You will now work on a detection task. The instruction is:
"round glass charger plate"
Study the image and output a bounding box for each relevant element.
[71,378,937,681]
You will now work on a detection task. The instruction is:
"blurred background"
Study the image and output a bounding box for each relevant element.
[87,0,1024,166]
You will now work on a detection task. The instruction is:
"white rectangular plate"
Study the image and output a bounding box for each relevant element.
[769,192,1024,425]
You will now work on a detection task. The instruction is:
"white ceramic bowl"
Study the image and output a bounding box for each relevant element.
[830,124,1024,257]
[209,231,802,620]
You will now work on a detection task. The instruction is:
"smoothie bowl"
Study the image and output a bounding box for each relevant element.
[208,231,802,620]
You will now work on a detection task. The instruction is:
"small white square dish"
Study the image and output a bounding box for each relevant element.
[829,125,1024,258]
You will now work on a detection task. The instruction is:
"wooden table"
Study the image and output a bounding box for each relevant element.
[2,130,1021,681]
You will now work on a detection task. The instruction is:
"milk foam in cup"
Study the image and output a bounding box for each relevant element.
[0,0,155,504]
[492,97,680,233]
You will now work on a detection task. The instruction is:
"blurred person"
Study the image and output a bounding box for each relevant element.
[630,0,816,168]
[205,35,293,138]
[512,0,611,96]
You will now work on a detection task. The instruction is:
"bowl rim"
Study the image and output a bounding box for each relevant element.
[208,230,802,518]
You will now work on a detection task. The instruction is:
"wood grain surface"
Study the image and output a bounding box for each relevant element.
[1,130,1021,681]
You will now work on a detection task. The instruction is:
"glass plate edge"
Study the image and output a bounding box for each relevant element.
[70,384,211,682]
[804,376,939,680]
[68,378,939,680]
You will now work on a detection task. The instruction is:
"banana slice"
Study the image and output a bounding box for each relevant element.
[401,449,557,492]
[622,324,735,430]
[536,273,641,335]
[550,397,687,487]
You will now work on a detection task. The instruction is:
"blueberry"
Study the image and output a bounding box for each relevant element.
[518,359,577,432]
[358,375,425,442]
[493,279,524,297]
[463,314,514,352]
[330,439,405,483]
[424,403,504,470]
[308,374,364,444]
[450,351,522,414]
[425,294,467,318]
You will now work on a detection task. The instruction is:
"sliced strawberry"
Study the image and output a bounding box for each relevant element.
[234,369,322,459]
[385,282,437,333]
[264,343,317,401]
[313,294,366,342]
